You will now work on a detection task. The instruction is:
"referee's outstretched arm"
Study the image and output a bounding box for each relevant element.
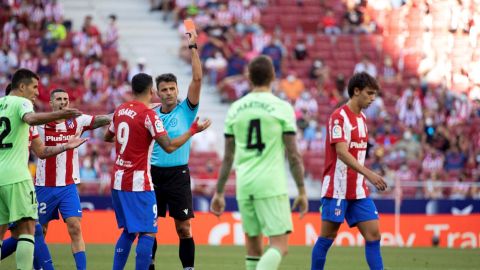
[186,30,202,105]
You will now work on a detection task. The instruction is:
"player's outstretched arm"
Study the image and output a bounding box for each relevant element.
[335,142,387,191]
[186,30,202,105]
[210,136,235,217]
[23,108,82,125]
[155,117,211,153]
[283,134,308,218]
[91,114,113,129]
[104,129,115,143]
[31,131,87,159]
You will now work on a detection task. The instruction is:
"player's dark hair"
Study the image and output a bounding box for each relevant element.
[155,73,177,88]
[248,55,274,87]
[5,83,11,96]
[347,72,379,98]
[50,88,67,100]
[11,68,39,90]
[132,73,153,95]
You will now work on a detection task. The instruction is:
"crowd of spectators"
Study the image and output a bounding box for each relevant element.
[0,0,135,195]
[165,0,480,199]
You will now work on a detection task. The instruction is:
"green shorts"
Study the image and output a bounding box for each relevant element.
[238,194,293,237]
[0,180,38,225]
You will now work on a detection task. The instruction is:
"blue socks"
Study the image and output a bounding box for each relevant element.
[311,237,333,270]
[365,240,383,270]
[1,237,18,259]
[73,251,87,270]
[113,229,136,270]
[136,235,155,270]
[34,223,54,270]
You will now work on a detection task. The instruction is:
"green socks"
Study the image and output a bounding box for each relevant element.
[246,256,260,270]
[256,248,282,270]
[16,234,35,270]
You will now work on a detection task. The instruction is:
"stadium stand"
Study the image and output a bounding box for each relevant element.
[1,0,479,200]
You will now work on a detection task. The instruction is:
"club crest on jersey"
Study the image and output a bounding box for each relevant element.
[332,119,342,139]
[66,119,74,129]
[334,208,342,216]
[170,118,178,127]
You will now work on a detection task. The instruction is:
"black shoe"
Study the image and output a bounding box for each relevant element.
[149,263,155,270]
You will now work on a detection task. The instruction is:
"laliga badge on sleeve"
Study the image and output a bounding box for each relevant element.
[332,119,342,139]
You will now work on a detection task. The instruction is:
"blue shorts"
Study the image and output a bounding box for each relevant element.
[35,184,82,225]
[321,197,379,227]
[112,190,158,233]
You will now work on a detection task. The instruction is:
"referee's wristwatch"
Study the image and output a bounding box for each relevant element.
[188,43,198,50]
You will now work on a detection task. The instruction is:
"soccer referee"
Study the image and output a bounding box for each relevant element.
[149,30,202,270]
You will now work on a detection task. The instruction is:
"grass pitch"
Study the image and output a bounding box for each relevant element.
[2,244,479,269]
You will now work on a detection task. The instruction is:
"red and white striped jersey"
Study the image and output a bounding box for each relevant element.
[35,115,95,187]
[107,101,167,192]
[29,126,39,147]
[321,104,370,199]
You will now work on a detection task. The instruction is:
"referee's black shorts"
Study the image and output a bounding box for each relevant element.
[151,164,194,221]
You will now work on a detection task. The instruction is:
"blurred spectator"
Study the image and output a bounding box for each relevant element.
[395,164,419,198]
[41,32,58,55]
[19,52,39,73]
[80,157,98,183]
[294,92,318,117]
[279,72,305,101]
[391,129,422,162]
[354,55,377,78]
[110,61,129,83]
[102,80,131,112]
[205,51,227,86]
[364,92,386,120]
[45,0,64,22]
[424,172,443,199]
[444,145,467,172]
[261,38,284,77]
[37,57,54,77]
[83,57,109,90]
[82,15,100,37]
[46,19,67,41]
[235,0,261,34]
[380,55,399,83]
[449,173,470,199]
[57,50,81,81]
[422,145,445,174]
[83,82,102,106]
[321,9,341,35]
[128,57,151,82]
[344,2,364,34]
[105,14,119,49]
[309,58,330,84]
[376,122,399,150]
[226,49,247,77]
[293,39,308,61]
[0,46,18,73]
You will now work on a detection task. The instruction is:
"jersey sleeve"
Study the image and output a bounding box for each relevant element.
[77,114,95,131]
[329,113,347,144]
[279,102,297,134]
[224,105,234,137]
[145,110,167,139]
[179,99,199,125]
[17,97,34,120]
[30,126,39,140]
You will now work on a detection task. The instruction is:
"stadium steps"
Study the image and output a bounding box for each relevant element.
[60,0,229,154]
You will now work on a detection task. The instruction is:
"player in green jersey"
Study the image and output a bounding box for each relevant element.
[210,56,308,270]
[0,68,81,270]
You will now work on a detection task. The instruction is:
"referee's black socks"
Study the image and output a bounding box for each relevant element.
[179,237,195,269]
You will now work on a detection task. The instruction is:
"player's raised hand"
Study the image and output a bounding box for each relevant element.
[57,108,82,119]
[367,171,388,191]
[65,130,88,150]
[210,192,226,217]
[292,193,309,219]
[189,117,211,135]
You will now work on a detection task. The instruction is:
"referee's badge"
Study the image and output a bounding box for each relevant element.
[332,119,342,139]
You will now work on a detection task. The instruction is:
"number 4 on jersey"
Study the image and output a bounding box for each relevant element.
[246,119,265,154]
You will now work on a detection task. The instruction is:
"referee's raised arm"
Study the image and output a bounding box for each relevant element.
[186,30,202,105]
